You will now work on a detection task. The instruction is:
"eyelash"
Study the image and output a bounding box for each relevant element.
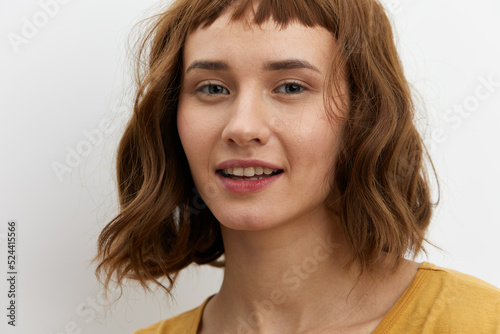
[194,81,308,96]
[273,81,307,95]
[196,82,229,96]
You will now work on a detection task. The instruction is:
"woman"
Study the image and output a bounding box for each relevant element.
[95,0,500,333]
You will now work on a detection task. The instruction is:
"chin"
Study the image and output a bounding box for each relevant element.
[215,211,279,232]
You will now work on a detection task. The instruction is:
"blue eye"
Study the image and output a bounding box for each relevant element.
[275,82,306,94]
[198,84,229,95]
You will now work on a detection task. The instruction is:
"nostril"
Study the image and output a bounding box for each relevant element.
[221,112,270,146]
[224,136,262,146]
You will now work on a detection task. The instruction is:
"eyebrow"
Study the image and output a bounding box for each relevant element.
[186,60,229,73]
[263,59,320,73]
[185,59,320,73]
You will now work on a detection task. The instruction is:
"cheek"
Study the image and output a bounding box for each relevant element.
[295,121,341,194]
[298,117,341,164]
[177,106,219,182]
[177,108,203,174]
[177,112,192,160]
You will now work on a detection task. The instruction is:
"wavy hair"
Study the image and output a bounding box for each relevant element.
[95,0,438,293]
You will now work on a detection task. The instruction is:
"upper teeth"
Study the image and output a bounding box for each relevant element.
[223,167,278,177]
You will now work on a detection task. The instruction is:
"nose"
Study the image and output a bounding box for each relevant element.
[221,89,271,147]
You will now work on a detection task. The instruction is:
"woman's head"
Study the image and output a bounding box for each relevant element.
[178,10,347,232]
[96,0,435,292]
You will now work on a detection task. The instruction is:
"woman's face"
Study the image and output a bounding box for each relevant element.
[177,13,347,231]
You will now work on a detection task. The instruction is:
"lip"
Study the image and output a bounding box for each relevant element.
[217,172,283,194]
[215,159,284,194]
[215,159,282,170]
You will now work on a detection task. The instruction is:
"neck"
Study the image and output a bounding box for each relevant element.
[206,207,385,333]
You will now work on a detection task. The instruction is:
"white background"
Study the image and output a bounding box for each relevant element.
[0,0,499,333]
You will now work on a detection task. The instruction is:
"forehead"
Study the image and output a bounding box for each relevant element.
[183,12,336,71]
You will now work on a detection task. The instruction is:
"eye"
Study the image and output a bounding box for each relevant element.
[274,82,306,95]
[197,83,229,95]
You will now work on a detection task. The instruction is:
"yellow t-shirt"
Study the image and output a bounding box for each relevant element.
[134,262,500,333]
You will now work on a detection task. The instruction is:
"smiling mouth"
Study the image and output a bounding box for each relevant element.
[218,167,284,181]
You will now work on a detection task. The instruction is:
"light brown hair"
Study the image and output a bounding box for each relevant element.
[95,0,437,293]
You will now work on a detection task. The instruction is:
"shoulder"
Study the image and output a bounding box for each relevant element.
[378,262,500,333]
[419,262,500,304]
[133,298,209,334]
